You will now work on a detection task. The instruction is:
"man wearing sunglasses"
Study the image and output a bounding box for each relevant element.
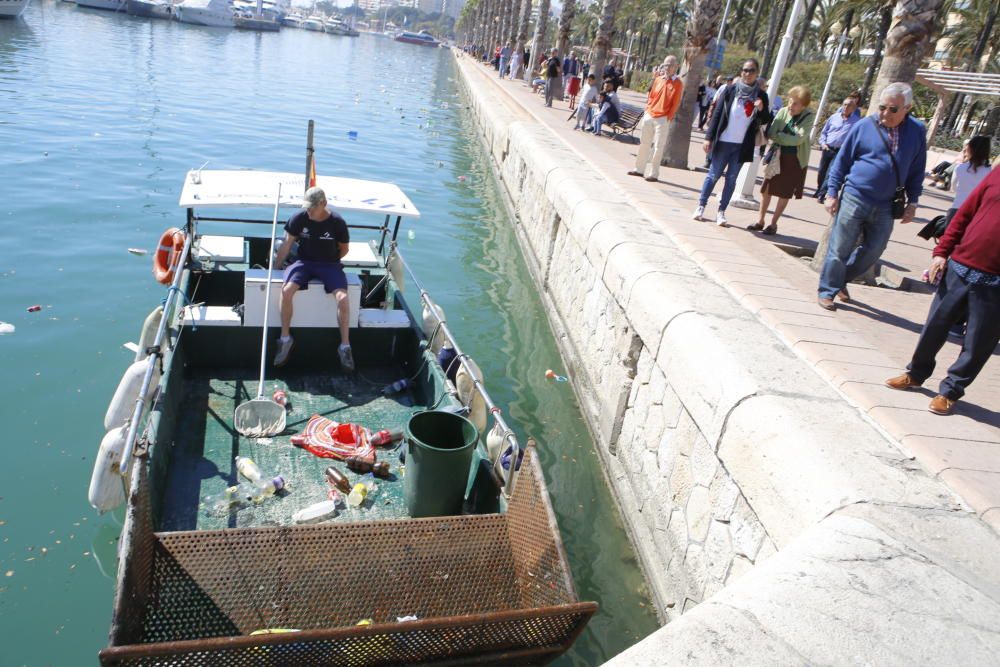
[817,82,926,311]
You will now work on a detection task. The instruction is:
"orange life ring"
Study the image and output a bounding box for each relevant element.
[153,228,185,285]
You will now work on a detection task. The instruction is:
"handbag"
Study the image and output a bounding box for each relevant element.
[763,145,781,179]
[872,118,908,219]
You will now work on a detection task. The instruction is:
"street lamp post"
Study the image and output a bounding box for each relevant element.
[810,23,861,143]
[730,0,807,210]
[710,0,734,76]
[624,30,637,75]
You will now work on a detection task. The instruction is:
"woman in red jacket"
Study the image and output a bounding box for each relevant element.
[885,167,1000,415]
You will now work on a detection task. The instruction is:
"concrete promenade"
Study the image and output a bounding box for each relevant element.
[462,59,1000,531]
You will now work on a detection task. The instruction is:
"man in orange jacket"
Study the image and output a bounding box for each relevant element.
[629,55,683,182]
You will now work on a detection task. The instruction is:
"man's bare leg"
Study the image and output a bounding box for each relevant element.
[280,282,300,339]
[335,288,350,346]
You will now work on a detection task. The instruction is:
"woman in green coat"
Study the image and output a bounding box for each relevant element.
[748,86,814,235]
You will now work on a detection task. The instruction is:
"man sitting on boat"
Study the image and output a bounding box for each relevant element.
[272,186,354,371]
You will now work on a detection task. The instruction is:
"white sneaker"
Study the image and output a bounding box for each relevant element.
[716,211,728,227]
[338,344,355,373]
[692,206,705,221]
[273,336,294,367]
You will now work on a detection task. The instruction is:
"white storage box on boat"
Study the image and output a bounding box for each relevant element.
[182,305,242,327]
[358,308,411,328]
[243,269,360,328]
[194,235,246,263]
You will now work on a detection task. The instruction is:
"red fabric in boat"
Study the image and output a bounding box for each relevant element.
[291,415,374,462]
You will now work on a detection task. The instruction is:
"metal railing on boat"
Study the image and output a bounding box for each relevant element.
[118,230,194,476]
[389,244,523,497]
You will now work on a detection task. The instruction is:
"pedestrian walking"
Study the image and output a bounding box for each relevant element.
[628,56,682,182]
[498,42,512,79]
[814,96,861,202]
[698,77,717,129]
[885,165,1000,415]
[694,59,772,227]
[544,49,562,107]
[944,136,992,226]
[747,86,814,235]
[816,82,927,310]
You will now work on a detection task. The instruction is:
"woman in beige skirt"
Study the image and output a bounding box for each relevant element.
[747,86,814,235]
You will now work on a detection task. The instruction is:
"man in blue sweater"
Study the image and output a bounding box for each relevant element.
[817,83,926,310]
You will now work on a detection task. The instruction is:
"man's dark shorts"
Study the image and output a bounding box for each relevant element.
[284,260,347,293]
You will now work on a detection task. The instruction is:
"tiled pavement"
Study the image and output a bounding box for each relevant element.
[460,57,1000,532]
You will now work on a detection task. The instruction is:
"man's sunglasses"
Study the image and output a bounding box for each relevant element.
[742,68,757,73]
[879,104,901,113]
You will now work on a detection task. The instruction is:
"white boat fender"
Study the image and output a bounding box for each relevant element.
[387,251,405,294]
[135,305,164,362]
[455,357,487,435]
[421,298,446,354]
[104,360,161,431]
[88,425,128,512]
[486,407,505,463]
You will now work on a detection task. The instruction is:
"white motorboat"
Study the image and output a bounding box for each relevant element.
[300,14,323,31]
[175,0,233,27]
[125,0,174,19]
[76,0,126,11]
[324,17,358,36]
[280,12,303,27]
[0,0,30,18]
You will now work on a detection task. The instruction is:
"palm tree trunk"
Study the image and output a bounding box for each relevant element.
[516,0,533,79]
[746,0,764,50]
[664,2,678,49]
[664,0,726,168]
[788,0,820,65]
[529,0,552,77]
[762,0,790,76]
[650,16,663,55]
[556,0,576,58]
[590,0,624,82]
[871,0,946,106]
[859,4,893,106]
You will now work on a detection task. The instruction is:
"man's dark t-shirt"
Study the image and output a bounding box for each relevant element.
[285,209,349,263]
[546,57,560,78]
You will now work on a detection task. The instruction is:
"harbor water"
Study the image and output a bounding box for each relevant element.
[0,3,659,664]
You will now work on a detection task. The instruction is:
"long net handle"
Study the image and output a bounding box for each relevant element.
[257,182,283,398]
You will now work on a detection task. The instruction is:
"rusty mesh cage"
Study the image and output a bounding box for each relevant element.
[101,448,597,666]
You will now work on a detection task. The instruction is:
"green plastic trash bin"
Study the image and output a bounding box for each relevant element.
[404,410,480,517]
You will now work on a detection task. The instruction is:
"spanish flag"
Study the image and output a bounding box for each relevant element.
[308,158,317,188]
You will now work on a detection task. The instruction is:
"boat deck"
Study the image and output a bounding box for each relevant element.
[159,367,426,532]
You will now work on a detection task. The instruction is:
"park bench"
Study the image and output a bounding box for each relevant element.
[610,104,643,142]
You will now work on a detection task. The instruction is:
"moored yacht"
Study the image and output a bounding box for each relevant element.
[0,0,30,18]
[324,16,359,36]
[76,0,127,11]
[174,0,233,27]
[124,0,174,19]
[395,30,440,47]
[299,14,323,30]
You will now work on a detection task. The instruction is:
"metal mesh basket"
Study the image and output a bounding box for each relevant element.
[101,448,596,666]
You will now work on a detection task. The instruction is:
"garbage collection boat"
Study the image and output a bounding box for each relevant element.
[95,132,596,665]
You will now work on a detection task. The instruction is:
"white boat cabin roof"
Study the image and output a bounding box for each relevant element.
[178,169,421,219]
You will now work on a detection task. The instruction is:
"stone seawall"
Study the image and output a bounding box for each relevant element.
[452,54,1000,664]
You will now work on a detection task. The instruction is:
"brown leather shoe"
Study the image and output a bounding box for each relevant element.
[928,394,956,415]
[818,297,836,311]
[627,170,643,177]
[885,373,922,390]
[838,287,851,302]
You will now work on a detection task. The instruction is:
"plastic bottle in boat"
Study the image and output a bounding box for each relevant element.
[235,456,264,484]
[486,408,505,462]
[347,475,377,507]
[227,476,285,504]
[292,499,339,524]
[381,379,409,396]
[325,466,352,494]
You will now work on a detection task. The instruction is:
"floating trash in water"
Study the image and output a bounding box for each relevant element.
[0,322,14,335]
[436,161,444,167]
[545,369,568,382]
[127,248,148,256]
[27,305,41,313]
[347,131,358,140]
[457,175,467,182]
[407,230,416,240]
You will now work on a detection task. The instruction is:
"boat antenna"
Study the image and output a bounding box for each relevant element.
[305,119,314,195]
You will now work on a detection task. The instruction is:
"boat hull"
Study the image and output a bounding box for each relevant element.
[235,15,279,30]
[175,4,232,27]
[394,36,439,47]
[124,0,172,19]
[76,0,126,10]
[0,0,30,18]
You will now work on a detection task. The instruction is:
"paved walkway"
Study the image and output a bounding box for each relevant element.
[461,57,1000,532]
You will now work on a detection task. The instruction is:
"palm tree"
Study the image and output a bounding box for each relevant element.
[590,0,625,81]
[528,0,553,80]
[557,0,577,58]
[664,0,725,168]
[515,0,533,79]
[871,0,946,104]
